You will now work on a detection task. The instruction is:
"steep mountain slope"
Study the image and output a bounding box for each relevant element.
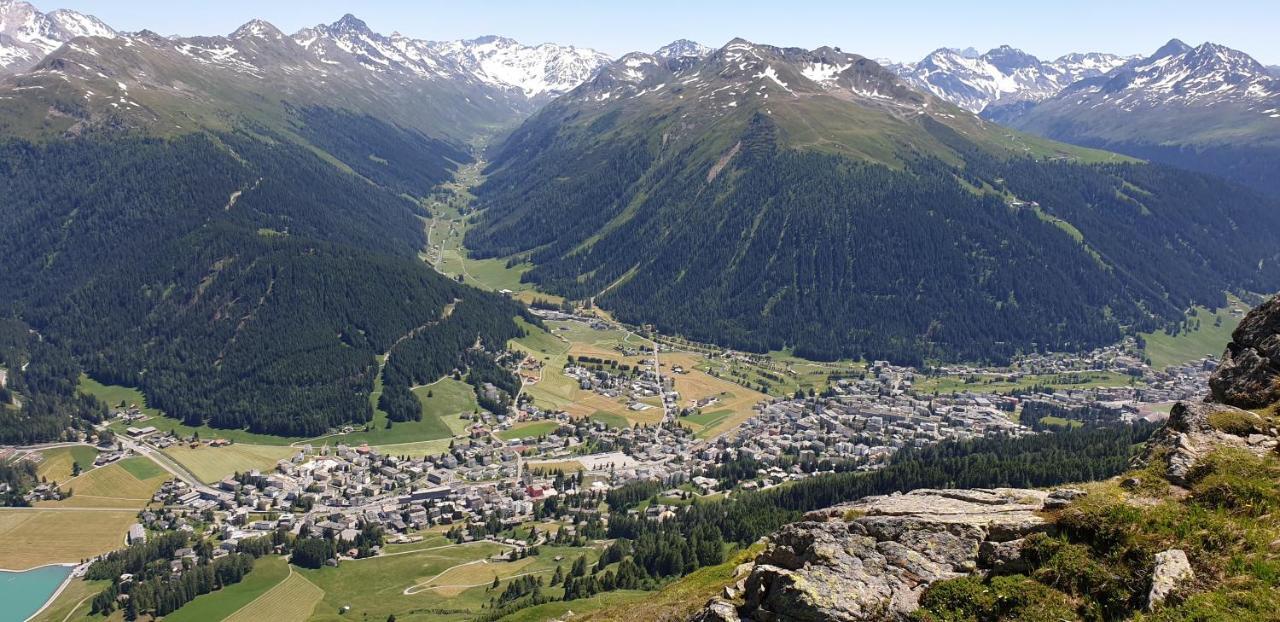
[999,39,1280,196]
[0,0,114,74]
[468,38,1280,364]
[0,15,541,439]
[890,46,1129,113]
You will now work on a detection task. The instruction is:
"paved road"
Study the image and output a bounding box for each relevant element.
[114,434,219,495]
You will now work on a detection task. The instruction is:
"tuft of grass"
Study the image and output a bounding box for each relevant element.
[1188,449,1280,517]
[1206,409,1267,437]
[915,574,1077,622]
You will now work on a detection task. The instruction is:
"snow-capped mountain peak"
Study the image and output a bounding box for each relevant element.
[1078,39,1277,109]
[892,45,1130,113]
[654,39,711,60]
[289,16,610,100]
[1,0,115,73]
[230,19,286,41]
[423,35,612,99]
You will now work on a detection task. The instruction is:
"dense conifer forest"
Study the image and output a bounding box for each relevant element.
[0,112,529,439]
[470,112,1280,364]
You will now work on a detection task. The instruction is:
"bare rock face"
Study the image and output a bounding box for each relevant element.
[692,598,742,622]
[1209,295,1280,408]
[726,488,1055,621]
[1137,400,1277,485]
[1147,549,1194,610]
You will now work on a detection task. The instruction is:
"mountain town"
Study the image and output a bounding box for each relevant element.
[1,0,1279,621]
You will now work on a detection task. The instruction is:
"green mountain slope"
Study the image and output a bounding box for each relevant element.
[467,39,1280,364]
[0,19,541,439]
[0,126,530,437]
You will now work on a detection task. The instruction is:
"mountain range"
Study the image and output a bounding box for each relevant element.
[0,3,611,141]
[888,46,1132,113]
[875,38,1280,195]
[467,38,1280,363]
[3,0,1280,435]
[994,39,1280,195]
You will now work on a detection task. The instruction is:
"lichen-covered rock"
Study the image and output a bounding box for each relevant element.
[1137,401,1276,485]
[692,598,742,622]
[1209,295,1280,408]
[1147,549,1194,610]
[725,488,1054,621]
[1044,488,1087,509]
[979,538,1030,574]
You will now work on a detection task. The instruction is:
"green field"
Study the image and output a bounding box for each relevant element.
[1038,416,1085,429]
[589,411,629,428]
[165,555,291,622]
[682,409,734,432]
[326,378,478,450]
[511,317,570,358]
[225,566,324,622]
[297,542,601,621]
[497,420,561,440]
[35,445,99,482]
[1142,299,1247,370]
[163,444,295,483]
[117,456,166,480]
[37,456,167,510]
[695,349,863,398]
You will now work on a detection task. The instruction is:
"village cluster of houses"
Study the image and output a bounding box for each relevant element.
[62,315,1223,570]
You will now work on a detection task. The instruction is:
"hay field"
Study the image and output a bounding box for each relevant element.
[0,508,138,569]
[163,444,295,483]
[224,567,324,622]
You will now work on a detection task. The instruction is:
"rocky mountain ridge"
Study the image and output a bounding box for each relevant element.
[0,0,114,73]
[0,4,613,139]
[889,45,1131,113]
[293,14,611,102]
[994,39,1280,196]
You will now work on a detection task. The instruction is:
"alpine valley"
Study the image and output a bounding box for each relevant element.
[1,1,1280,622]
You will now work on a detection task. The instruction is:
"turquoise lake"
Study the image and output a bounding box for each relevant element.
[0,565,72,622]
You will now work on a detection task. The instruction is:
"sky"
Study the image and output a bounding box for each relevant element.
[49,0,1280,65]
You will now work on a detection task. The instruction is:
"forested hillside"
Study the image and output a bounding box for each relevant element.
[0,116,530,438]
[469,41,1280,364]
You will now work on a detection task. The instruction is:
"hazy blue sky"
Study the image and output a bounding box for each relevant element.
[50,0,1280,64]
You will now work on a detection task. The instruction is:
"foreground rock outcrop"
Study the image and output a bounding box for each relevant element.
[718,488,1063,621]
[1209,296,1280,408]
[1136,400,1278,485]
